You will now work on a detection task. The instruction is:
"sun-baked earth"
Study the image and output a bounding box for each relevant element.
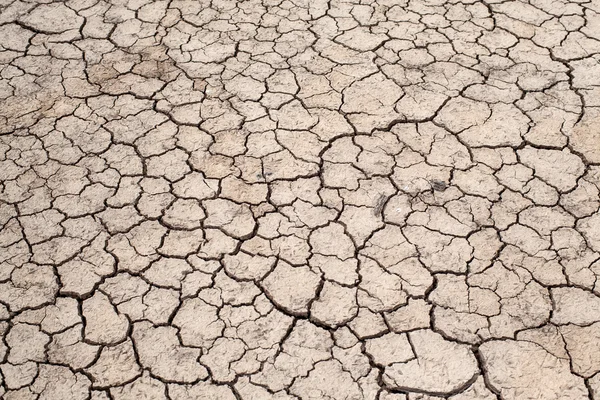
[1,0,600,399]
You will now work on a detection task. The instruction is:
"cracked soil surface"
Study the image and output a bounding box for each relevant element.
[1,0,600,398]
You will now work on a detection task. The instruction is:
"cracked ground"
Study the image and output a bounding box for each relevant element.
[1,0,600,399]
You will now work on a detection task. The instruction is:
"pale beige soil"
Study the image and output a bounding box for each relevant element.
[0,0,600,398]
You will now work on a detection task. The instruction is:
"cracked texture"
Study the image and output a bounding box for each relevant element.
[0,0,599,398]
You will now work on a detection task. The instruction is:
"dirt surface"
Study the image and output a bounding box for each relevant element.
[1,0,600,399]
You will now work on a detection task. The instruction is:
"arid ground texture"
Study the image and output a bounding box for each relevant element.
[1,0,600,398]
